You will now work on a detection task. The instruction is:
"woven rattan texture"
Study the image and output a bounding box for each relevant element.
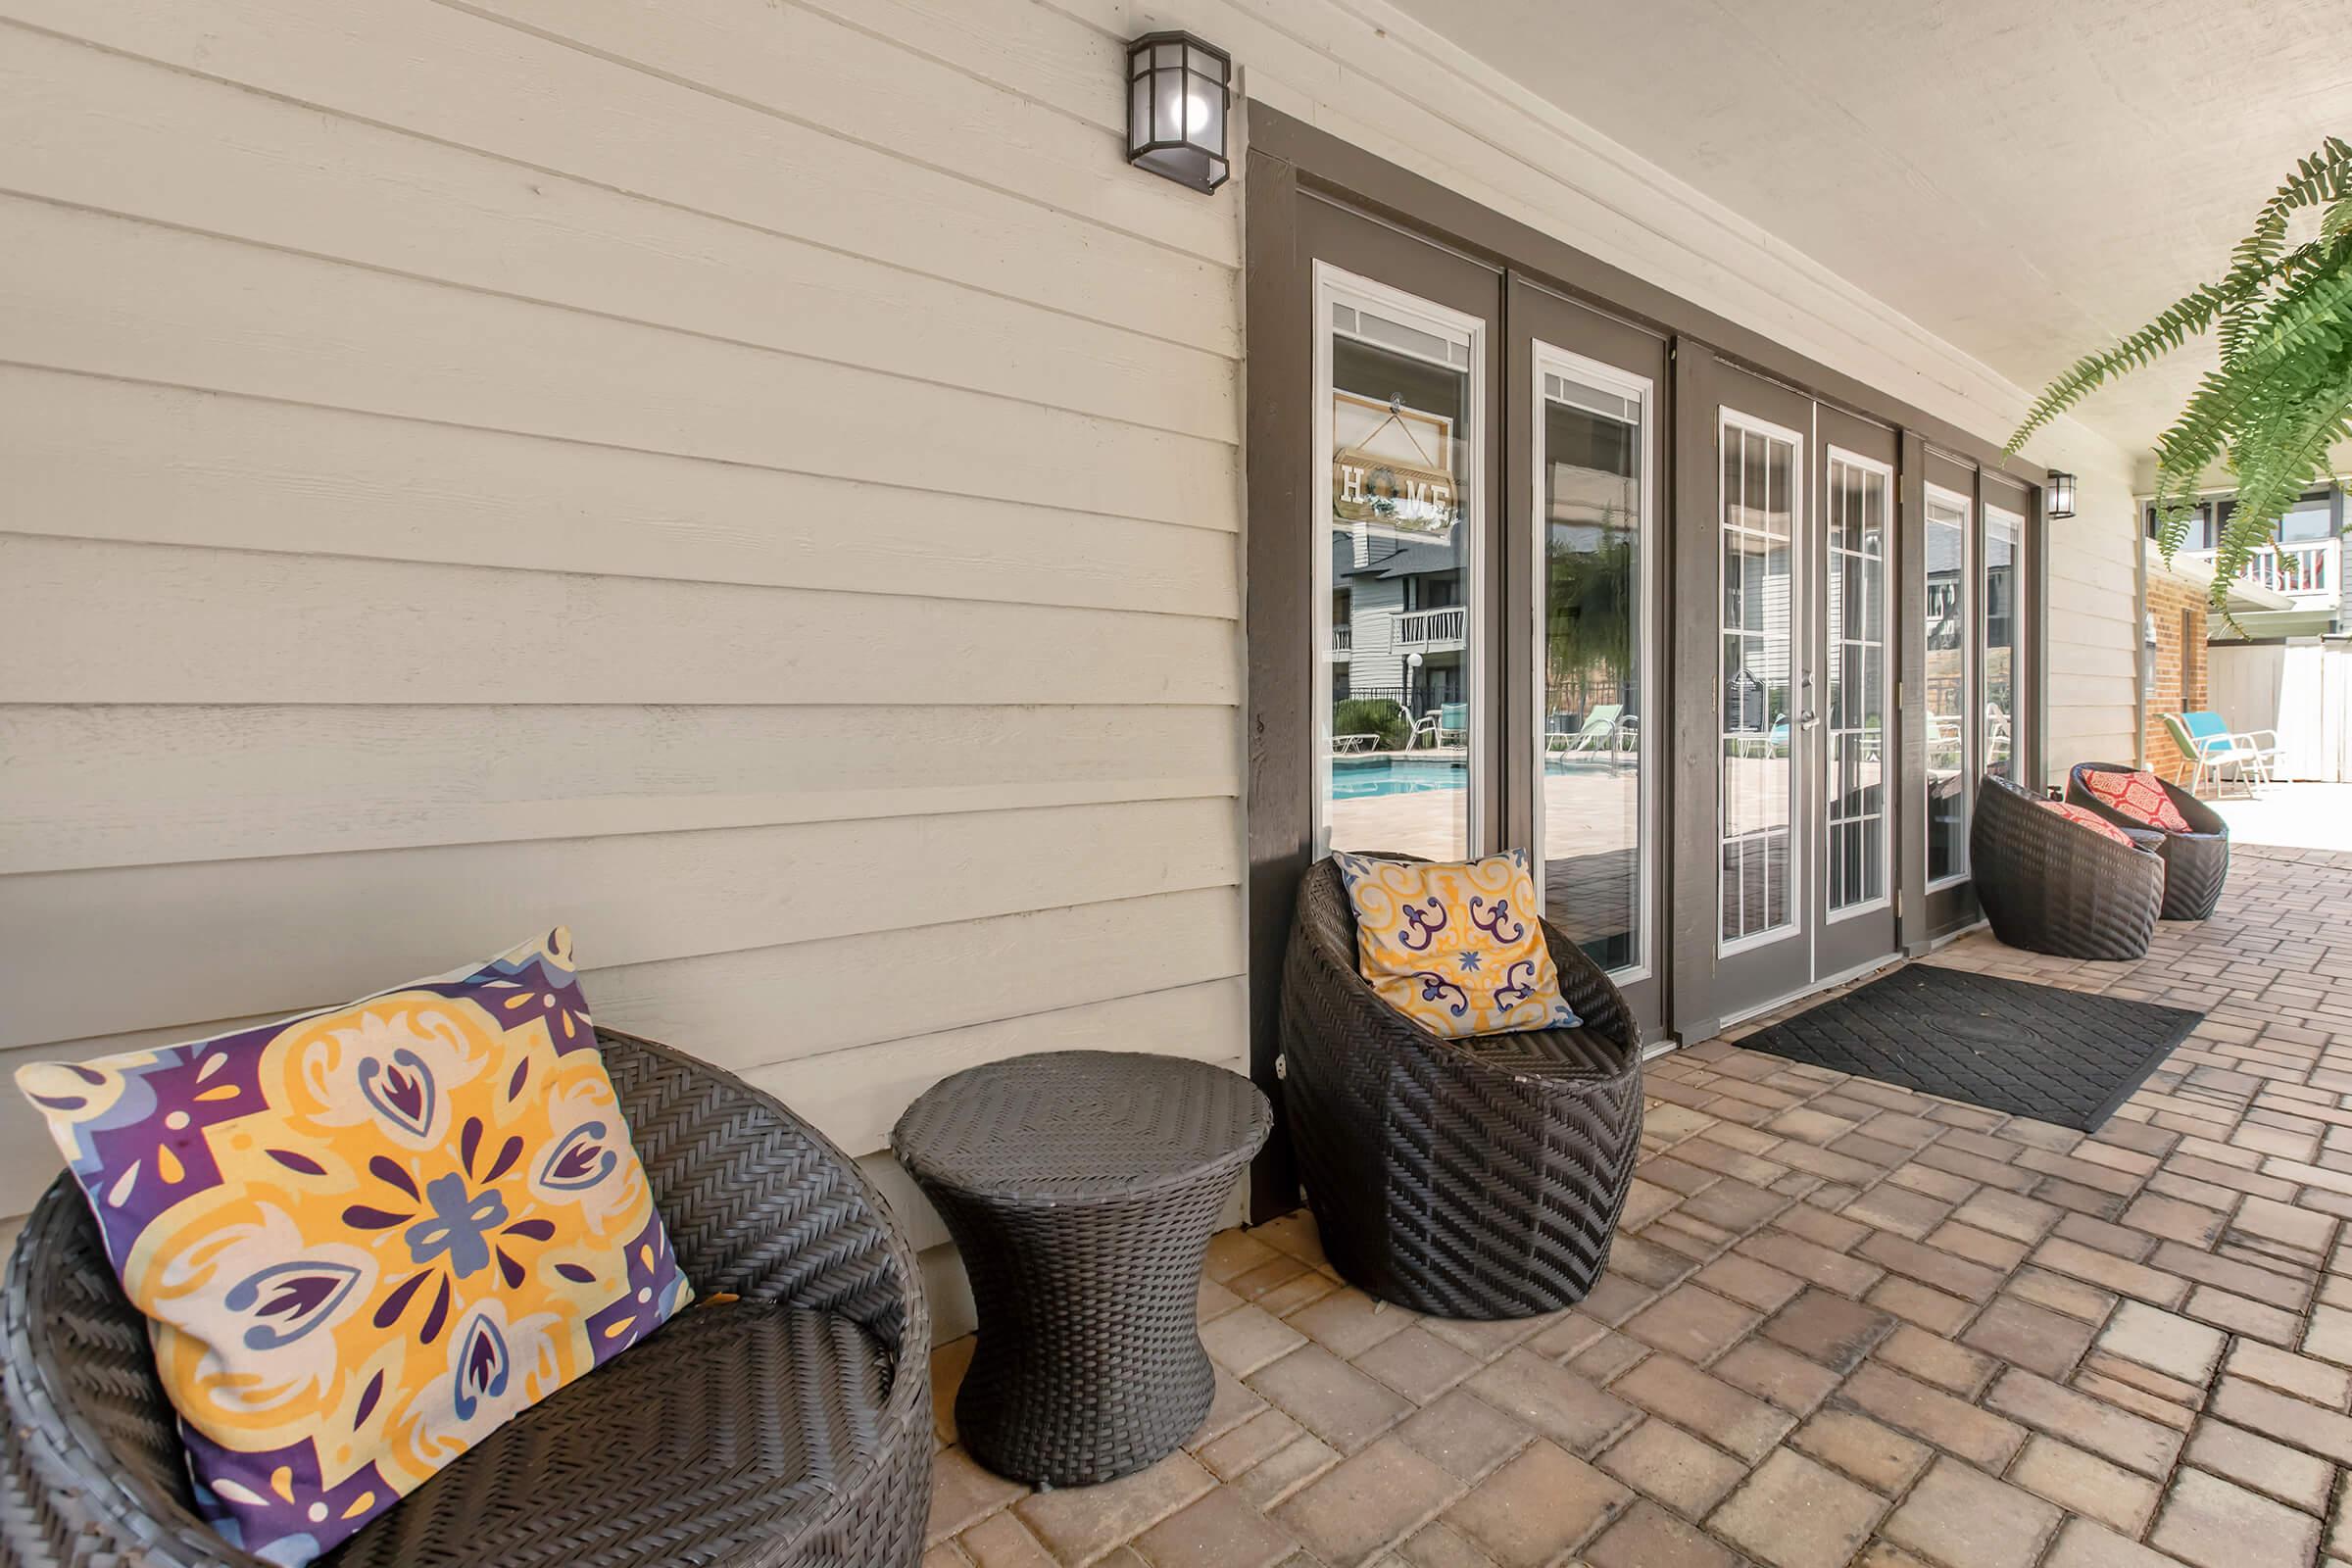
[892,1050,1270,1199]
[2068,762,2231,921]
[0,1029,931,1568]
[1735,962,2204,1132]
[892,1054,1271,1489]
[1972,771,2166,959]
[1279,855,1643,1322]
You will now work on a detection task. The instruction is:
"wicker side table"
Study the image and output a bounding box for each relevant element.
[891,1051,1271,1487]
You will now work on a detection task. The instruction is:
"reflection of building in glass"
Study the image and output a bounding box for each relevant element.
[1924,493,1968,882]
[1329,523,1465,715]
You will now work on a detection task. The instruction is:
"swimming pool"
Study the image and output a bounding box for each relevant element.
[1331,759,1467,799]
[1332,755,1632,799]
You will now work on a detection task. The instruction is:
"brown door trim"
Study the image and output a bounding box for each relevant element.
[1242,146,1307,1219]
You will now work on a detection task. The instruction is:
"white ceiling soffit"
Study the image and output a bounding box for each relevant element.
[1382,0,2352,468]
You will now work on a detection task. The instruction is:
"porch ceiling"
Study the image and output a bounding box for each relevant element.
[1386,0,2352,468]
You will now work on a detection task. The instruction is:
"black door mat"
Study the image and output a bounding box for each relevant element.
[1734,963,2203,1133]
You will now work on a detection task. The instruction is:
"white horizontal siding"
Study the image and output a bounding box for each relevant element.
[0,704,1240,873]
[0,0,1249,1273]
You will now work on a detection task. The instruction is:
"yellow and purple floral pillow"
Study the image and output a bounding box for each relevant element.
[13,929,689,1567]
[1335,851,1581,1039]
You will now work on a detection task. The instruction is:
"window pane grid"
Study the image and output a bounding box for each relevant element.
[1826,455,1888,913]
[1721,416,1796,948]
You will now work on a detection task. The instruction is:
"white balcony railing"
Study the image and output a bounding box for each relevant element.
[1395,606,1467,645]
[1332,624,1351,653]
[2230,541,2333,598]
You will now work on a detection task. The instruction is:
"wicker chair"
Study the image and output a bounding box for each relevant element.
[1,1029,932,1568]
[1279,855,1643,1320]
[1972,771,2165,960]
[2067,761,2230,921]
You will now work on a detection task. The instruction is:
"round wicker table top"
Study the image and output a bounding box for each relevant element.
[891,1050,1271,1203]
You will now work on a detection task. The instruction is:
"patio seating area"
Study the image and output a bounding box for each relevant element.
[922,841,2352,1568]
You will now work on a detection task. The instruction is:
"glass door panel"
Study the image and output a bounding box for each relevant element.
[1925,484,1972,883]
[1720,412,1801,952]
[1825,451,1890,916]
[1315,266,1485,861]
[1984,502,2024,781]
[1536,349,1650,978]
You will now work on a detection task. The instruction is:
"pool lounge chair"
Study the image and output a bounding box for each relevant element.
[2161,710,2278,797]
[1548,704,1624,755]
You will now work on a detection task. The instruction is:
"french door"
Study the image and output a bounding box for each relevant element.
[1506,280,1668,1029]
[1695,363,1904,1023]
[1297,199,1669,1041]
[1814,409,1900,977]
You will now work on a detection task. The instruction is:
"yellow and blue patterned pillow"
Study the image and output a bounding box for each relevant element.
[13,929,690,1566]
[1335,851,1581,1039]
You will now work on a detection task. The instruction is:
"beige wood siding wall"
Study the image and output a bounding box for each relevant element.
[0,0,2140,1304]
[0,0,1250,1294]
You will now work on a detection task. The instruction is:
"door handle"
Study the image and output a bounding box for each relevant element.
[1799,710,1819,728]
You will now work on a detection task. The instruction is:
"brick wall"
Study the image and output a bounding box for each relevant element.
[2142,571,2211,781]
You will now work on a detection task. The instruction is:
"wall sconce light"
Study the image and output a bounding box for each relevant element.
[1127,31,1231,193]
[2046,470,2077,518]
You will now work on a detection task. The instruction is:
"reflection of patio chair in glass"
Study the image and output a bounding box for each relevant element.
[1413,702,1468,750]
[1548,704,1624,755]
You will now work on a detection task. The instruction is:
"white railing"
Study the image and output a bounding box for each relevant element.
[1395,606,1467,645]
[2230,541,2333,597]
[1332,624,1351,652]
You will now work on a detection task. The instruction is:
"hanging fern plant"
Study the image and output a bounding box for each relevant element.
[2006,137,2352,608]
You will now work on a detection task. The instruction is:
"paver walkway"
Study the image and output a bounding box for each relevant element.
[922,842,2352,1568]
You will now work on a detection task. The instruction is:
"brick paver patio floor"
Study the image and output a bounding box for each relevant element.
[922,843,2352,1568]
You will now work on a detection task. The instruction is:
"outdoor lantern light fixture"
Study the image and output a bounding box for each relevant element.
[1127,31,1230,193]
[2046,470,2077,518]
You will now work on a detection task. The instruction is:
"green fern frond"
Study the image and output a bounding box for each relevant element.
[2010,141,2352,607]
[2002,284,2228,454]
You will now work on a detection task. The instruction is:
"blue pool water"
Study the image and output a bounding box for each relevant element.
[1332,760,1467,799]
[1333,756,1625,799]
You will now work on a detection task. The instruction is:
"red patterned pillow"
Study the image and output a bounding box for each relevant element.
[2080,768,2191,833]
[2039,800,2137,847]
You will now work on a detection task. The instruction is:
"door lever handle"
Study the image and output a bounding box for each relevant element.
[1799,710,1819,728]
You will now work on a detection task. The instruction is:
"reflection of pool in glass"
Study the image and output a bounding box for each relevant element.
[1333,755,1636,800]
[1332,759,1467,800]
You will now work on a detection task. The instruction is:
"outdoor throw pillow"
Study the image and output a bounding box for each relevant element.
[2039,799,2138,847]
[1335,850,1581,1039]
[12,928,691,1567]
[2080,767,2192,833]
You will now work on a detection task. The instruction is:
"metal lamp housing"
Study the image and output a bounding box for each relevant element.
[1128,31,1231,193]
[2047,470,2077,518]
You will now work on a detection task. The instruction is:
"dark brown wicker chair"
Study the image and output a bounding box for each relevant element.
[1279,855,1643,1320]
[1972,771,2165,960]
[2067,761,2230,921]
[1,1029,932,1568]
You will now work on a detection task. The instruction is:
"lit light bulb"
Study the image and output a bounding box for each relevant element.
[1185,92,1213,137]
